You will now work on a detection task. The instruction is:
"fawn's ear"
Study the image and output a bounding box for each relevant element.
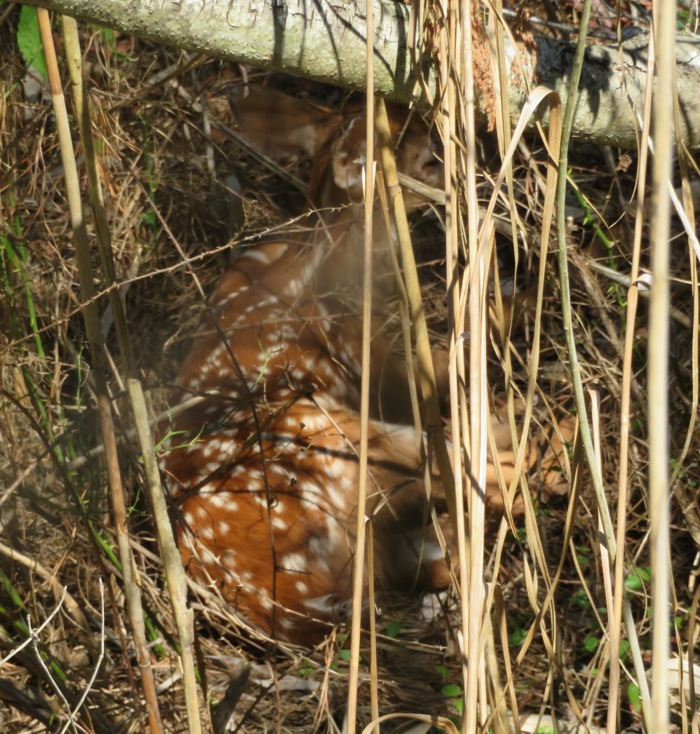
[229,84,342,162]
[329,116,368,198]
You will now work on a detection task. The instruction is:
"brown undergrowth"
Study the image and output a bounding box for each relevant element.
[1,4,699,734]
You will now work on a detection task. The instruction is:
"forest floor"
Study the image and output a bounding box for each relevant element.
[1,2,699,732]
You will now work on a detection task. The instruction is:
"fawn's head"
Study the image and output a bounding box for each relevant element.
[229,83,442,213]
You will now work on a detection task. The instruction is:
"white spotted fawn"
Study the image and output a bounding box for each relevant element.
[160,85,573,644]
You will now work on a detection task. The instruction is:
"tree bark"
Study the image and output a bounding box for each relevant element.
[20,0,700,149]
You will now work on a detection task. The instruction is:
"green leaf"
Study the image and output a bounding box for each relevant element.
[435,664,449,680]
[298,663,314,678]
[386,620,403,638]
[583,635,599,653]
[569,589,591,609]
[628,682,641,711]
[140,210,158,229]
[509,627,527,646]
[441,683,462,698]
[625,566,651,592]
[17,7,48,82]
[100,28,116,49]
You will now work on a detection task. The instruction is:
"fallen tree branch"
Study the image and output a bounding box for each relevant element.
[19,0,700,148]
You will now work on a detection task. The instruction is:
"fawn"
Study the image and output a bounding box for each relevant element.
[161,84,572,644]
